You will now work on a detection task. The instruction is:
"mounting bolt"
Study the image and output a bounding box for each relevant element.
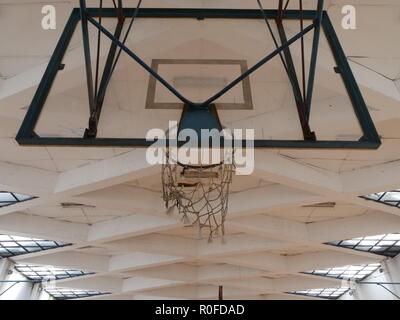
[334,66,341,73]
[196,16,205,20]
[58,64,65,70]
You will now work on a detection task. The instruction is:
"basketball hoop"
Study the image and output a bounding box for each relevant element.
[162,147,235,243]
[15,0,381,241]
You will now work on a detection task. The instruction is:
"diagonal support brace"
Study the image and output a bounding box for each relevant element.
[275,16,316,141]
[84,17,126,138]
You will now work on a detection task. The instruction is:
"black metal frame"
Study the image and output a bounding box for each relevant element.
[16,5,381,149]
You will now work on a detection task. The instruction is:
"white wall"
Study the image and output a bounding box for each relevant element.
[340,255,400,300]
[0,259,9,280]
[0,258,52,300]
[0,259,34,300]
[38,289,52,300]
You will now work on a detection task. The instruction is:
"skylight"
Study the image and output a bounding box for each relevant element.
[361,190,400,208]
[15,265,93,281]
[45,288,108,300]
[304,264,380,280]
[0,234,70,258]
[326,234,400,257]
[0,191,35,208]
[289,287,349,299]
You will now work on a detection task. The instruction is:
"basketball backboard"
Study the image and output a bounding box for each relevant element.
[16,1,381,149]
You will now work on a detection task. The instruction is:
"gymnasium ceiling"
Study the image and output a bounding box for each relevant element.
[0,0,399,300]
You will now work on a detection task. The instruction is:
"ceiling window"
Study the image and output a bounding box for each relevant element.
[0,234,70,258]
[0,191,35,208]
[304,263,380,280]
[326,234,400,257]
[289,287,349,299]
[45,288,108,300]
[15,264,93,281]
[361,190,400,208]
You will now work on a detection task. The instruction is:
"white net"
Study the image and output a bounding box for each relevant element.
[162,150,235,242]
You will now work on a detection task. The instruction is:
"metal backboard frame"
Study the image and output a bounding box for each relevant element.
[16,7,381,149]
